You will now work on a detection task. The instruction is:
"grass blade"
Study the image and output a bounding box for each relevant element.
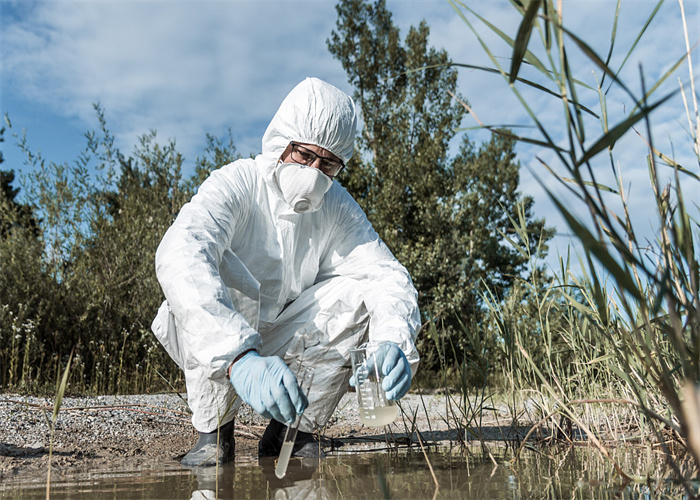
[47,349,73,500]
[600,0,622,89]
[482,126,568,152]
[451,0,551,78]
[510,0,543,84]
[605,0,665,93]
[52,352,72,424]
[577,91,676,166]
[634,129,700,181]
[557,22,636,102]
[559,177,619,194]
[450,62,599,118]
[546,189,643,302]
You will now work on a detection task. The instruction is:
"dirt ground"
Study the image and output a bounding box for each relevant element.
[0,391,529,480]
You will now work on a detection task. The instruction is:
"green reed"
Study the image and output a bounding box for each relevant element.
[45,350,72,500]
[447,0,700,488]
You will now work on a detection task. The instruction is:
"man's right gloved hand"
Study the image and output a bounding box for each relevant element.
[229,351,308,423]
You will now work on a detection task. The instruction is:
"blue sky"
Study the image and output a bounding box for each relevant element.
[1,0,699,276]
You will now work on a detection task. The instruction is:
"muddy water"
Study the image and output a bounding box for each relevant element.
[0,446,693,499]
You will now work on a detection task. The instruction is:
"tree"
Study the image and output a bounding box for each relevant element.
[68,125,239,392]
[0,119,52,389]
[328,0,554,374]
[0,103,244,393]
[1,119,38,237]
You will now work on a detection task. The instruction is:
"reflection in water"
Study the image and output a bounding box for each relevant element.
[0,446,696,499]
[190,457,324,500]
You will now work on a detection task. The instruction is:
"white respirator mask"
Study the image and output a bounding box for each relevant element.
[275,162,333,214]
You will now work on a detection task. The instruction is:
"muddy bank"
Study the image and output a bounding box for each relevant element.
[0,392,523,479]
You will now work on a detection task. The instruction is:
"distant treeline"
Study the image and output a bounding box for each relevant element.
[0,0,560,394]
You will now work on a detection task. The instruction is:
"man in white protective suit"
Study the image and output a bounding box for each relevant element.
[151,77,421,467]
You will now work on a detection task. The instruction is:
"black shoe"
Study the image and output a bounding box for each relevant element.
[181,420,235,467]
[258,419,325,459]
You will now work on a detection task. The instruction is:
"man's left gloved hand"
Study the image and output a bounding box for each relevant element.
[349,341,412,401]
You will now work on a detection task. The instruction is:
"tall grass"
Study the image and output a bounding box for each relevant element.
[45,350,72,500]
[447,0,700,486]
[0,322,182,396]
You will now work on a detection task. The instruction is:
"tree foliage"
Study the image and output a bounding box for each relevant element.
[1,122,37,238]
[328,0,554,374]
[0,106,240,393]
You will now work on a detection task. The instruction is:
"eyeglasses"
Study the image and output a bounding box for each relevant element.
[290,142,345,178]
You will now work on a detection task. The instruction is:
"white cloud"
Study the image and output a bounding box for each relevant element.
[2,0,699,275]
[2,1,349,162]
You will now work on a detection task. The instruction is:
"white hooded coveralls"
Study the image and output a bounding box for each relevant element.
[152,78,421,433]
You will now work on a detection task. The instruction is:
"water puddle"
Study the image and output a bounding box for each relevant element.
[0,446,693,499]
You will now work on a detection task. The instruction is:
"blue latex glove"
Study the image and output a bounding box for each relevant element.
[229,351,308,423]
[349,341,412,401]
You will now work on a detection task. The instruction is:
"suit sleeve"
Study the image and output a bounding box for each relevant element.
[155,161,262,379]
[316,189,421,375]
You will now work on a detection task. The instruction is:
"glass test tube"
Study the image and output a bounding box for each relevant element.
[275,367,314,479]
